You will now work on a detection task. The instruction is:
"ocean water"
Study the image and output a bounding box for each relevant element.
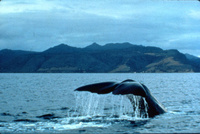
[0,73,200,133]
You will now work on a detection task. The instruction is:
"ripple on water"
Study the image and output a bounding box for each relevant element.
[0,115,149,133]
[0,73,200,133]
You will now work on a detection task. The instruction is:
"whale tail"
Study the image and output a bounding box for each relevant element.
[75,80,147,97]
[74,79,167,117]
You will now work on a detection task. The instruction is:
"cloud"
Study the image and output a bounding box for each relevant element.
[0,0,66,14]
[0,0,200,56]
[188,10,200,20]
[168,33,200,49]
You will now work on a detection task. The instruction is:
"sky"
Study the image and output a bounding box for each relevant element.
[0,0,200,57]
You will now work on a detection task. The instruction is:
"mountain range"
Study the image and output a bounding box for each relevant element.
[0,42,200,73]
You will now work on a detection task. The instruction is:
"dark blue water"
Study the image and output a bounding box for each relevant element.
[0,73,200,133]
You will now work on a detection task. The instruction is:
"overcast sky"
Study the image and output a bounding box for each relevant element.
[0,0,200,56]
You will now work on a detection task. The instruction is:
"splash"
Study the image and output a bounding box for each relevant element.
[73,92,149,119]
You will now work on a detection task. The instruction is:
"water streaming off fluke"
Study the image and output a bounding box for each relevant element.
[73,92,149,119]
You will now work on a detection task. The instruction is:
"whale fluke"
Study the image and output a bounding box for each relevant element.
[75,82,118,94]
[74,79,167,117]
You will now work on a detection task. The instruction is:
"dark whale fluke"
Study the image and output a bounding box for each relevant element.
[74,79,167,118]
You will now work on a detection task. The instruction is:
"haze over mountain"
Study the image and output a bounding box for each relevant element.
[0,43,200,73]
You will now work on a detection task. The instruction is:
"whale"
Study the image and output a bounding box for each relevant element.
[74,79,167,118]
